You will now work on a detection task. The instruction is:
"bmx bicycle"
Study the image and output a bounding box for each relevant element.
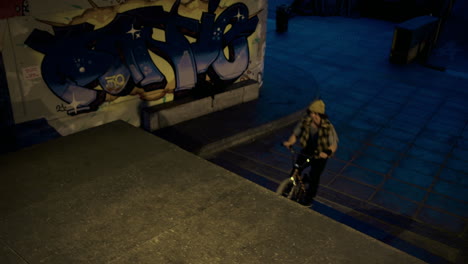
[276,146,312,205]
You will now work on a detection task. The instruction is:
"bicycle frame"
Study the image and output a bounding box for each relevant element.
[276,146,313,202]
[288,146,311,182]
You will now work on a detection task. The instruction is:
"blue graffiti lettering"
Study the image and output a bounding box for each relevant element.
[25,0,259,115]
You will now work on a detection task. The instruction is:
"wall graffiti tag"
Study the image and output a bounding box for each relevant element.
[0,0,29,19]
[25,0,259,115]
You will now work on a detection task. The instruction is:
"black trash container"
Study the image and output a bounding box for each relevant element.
[276,5,290,33]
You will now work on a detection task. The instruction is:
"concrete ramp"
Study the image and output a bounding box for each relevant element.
[0,121,424,263]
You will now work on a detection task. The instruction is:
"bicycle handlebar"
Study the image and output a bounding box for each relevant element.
[280,143,314,160]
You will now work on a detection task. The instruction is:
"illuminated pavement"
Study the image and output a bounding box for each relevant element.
[0,121,425,263]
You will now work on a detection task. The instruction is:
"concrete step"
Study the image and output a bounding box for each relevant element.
[142,80,260,132]
[153,100,304,159]
[0,120,426,263]
[209,151,453,264]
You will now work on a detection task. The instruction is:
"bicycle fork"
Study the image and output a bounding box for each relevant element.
[288,168,307,199]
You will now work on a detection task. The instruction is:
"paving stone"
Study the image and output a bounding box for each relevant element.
[320,170,337,186]
[352,156,394,175]
[445,158,468,174]
[0,244,28,264]
[329,176,376,201]
[419,128,459,144]
[359,106,396,119]
[406,146,448,164]
[431,180,468,203]
[398,106,433,119]
[395,103,424,113]
[341,165,385,187]
[335,147,358,161]
[328,112,349,124]
[212,151,287,184]
[337,134,366,152]
[350,79,386,97]
[446,101,468,114]
[364,99,397,110]
[417,133,456,148]
[432,109,466,122]
[345,126,377,142]
[326,158,347,173]
[389,167,434,189]
[381,82,415,96]
[398,157,441,177]
[426,193,468,221]
[462,130,468,140]
[412,137,453,152]
[394,116,432,128]
[335,99,366,111]
[438,167,468,187]
[456,137,468,150]
[359,102,391,114]
[375,94,407,106]
[382,178,427,202]
[330,105,359,119]
[416,207,466,234]
[378,127,417,143]
[318,186,366,211]
[228,145,291,173]
[358,146,402,163]
[348,118,381,132]
[371,135,410,153]
[411,89,444,101]
[403,99,438,110]
[346,91,372,103]
[387,119,424,135]
[358,113,391,126]
[425,120,465,135]
[322,72,361,88]
[371,191,419,218]
[392,113,430,126]
[209,157,279,192]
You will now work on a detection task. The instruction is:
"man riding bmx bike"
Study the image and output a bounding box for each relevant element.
[282,99,339,206]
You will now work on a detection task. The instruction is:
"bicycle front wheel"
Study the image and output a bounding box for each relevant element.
[276,178,294,198]
[276,178,308,203]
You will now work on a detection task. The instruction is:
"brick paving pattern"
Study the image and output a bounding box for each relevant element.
[210,2,468,263]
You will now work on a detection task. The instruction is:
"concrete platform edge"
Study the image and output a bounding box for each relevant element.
[198,109,304,159]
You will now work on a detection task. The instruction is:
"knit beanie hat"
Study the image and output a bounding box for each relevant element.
[308,100,325,114]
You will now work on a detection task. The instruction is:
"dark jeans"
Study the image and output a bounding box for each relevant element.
[295,152,328,203]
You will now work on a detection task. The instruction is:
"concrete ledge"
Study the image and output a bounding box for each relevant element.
[390,15,439,64]
[243,80,260,102]
[212,86,244,112]
[158,96,213,129]
[0,120,425,263]
[198,109,304,159]
[142,80,259,132]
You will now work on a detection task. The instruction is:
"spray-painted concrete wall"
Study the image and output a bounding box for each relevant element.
[1,0,267,135]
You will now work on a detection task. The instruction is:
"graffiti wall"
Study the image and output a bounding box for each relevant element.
[0,0,29,19]
[2,0,267,135]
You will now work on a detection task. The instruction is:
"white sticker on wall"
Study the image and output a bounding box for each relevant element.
[22,65,41,80]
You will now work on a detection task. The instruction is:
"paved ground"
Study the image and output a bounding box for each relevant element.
[0,121,426,264]
[427,0,468,76]
[156,1,468,263]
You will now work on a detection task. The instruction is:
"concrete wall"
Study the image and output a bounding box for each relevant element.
[1,0,267,136]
